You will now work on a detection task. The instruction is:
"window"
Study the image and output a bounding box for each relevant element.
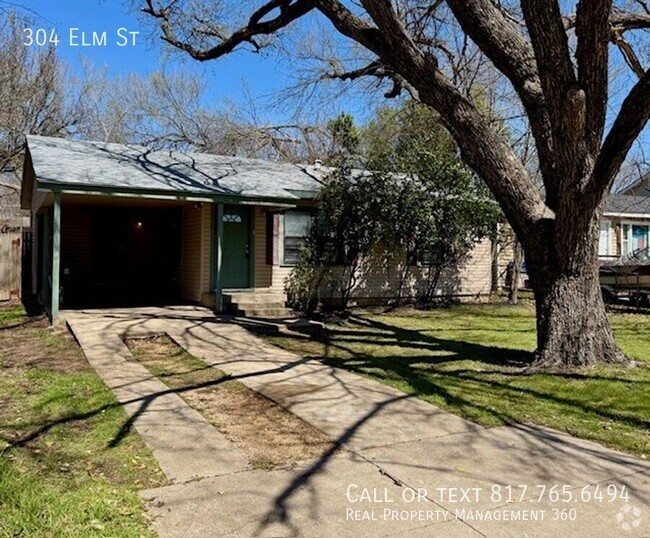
[622,223,649,257]
[282,211,313,265]
[407,242,442,266]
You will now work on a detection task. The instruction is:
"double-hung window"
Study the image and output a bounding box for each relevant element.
[282,211,313,265]
[622,223,650,257]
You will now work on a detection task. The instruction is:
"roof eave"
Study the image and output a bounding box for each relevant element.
[35,180,299,208]
[603,211,650,219]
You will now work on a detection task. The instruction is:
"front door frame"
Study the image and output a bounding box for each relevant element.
[213,203,255,312]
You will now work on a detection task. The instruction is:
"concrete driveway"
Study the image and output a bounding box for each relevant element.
[66,306,650,537]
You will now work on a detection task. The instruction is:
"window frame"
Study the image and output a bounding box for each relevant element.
[280,210,314,266]
[407,242,443,267]
[621,221,650,257]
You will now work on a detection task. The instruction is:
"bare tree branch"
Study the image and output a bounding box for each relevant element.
[142,0,314,60]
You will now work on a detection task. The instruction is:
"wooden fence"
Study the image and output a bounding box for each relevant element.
[0,225,21,301]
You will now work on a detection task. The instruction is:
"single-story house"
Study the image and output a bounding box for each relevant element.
[600,194,650,261]
[21,136,498,320]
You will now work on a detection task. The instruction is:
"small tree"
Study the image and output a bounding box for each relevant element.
[287,107,499,311]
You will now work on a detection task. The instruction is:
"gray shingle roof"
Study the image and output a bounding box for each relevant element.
[26,135,328,201]
[604,193,650,216]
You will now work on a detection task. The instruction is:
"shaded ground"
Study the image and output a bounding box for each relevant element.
[64,306,650,537]
[127,335,334,469]
[267,303,650,457]
[0,303,166,537]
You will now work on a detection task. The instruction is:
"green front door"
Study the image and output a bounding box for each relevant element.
[221,206,251,288]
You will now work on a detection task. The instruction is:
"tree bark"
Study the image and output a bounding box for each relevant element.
[508,239,522,304]
[524,212,627,368]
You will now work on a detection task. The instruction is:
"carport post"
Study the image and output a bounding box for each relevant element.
[51,192,61,320]
[215,202,224,312]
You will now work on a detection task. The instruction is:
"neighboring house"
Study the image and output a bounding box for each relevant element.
[21,136,498,320]
[618,172,650,198]
[599,193,650,261]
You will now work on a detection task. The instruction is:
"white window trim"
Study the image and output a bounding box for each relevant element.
[599,220,611,257]
[621,220,650,256]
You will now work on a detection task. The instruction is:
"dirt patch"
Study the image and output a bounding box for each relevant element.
[0,307,89,374]
[126,335,335,469]
[0,324,89,373]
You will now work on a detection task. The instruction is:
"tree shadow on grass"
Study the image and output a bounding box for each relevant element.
[316,314,534,367]
[272,314,649,430]
[4,307,648,537]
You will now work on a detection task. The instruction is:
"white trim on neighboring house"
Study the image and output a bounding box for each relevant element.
[604,212,650,219]
[620,220,650,257]
[599,219,611,257]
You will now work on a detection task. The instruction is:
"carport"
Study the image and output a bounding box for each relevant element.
[58,195,184,308]
[21,135,318,320]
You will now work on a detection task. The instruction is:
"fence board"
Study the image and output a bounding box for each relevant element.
[0,231,21,301]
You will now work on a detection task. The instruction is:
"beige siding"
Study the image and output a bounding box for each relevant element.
[179,204,203,302]
[201,204,212,294]
[272,265,292,291]
[611,222,619,257]
[253,207,272,288]
[198,204,216,306]
[457,239,494,296]
[269,239,494,302]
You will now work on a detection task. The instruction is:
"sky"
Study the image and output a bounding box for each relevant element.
[5,0,648,183]
[12,0,366,124]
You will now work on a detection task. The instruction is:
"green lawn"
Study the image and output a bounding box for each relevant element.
[0,305,166,537]
[268,303,650,457]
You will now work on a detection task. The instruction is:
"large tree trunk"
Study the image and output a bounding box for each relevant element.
[524,212,628,369]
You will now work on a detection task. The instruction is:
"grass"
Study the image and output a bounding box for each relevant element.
[0,303,27,328]
[0,304,166,537]
[267,302,650,457]
[126,335,333,470]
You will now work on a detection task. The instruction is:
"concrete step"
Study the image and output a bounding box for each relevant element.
[233,307,293,318]
[232,300,288,312]
[223,292,287,304]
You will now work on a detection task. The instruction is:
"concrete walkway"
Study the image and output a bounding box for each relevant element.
[66,306,650,537]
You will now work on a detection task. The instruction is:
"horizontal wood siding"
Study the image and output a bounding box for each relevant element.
[269,239,494,301]
[272,265,292,291]
[201,204,212,294]
[61,205,93,281]
[254,207,272,288]
[179,205,203,303]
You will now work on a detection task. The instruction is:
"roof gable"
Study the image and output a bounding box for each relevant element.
[604,193,650,216]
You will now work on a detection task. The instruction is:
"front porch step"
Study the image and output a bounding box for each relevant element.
[233,307,293,318]
[223,290,290,318]
[223,292,287,305]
